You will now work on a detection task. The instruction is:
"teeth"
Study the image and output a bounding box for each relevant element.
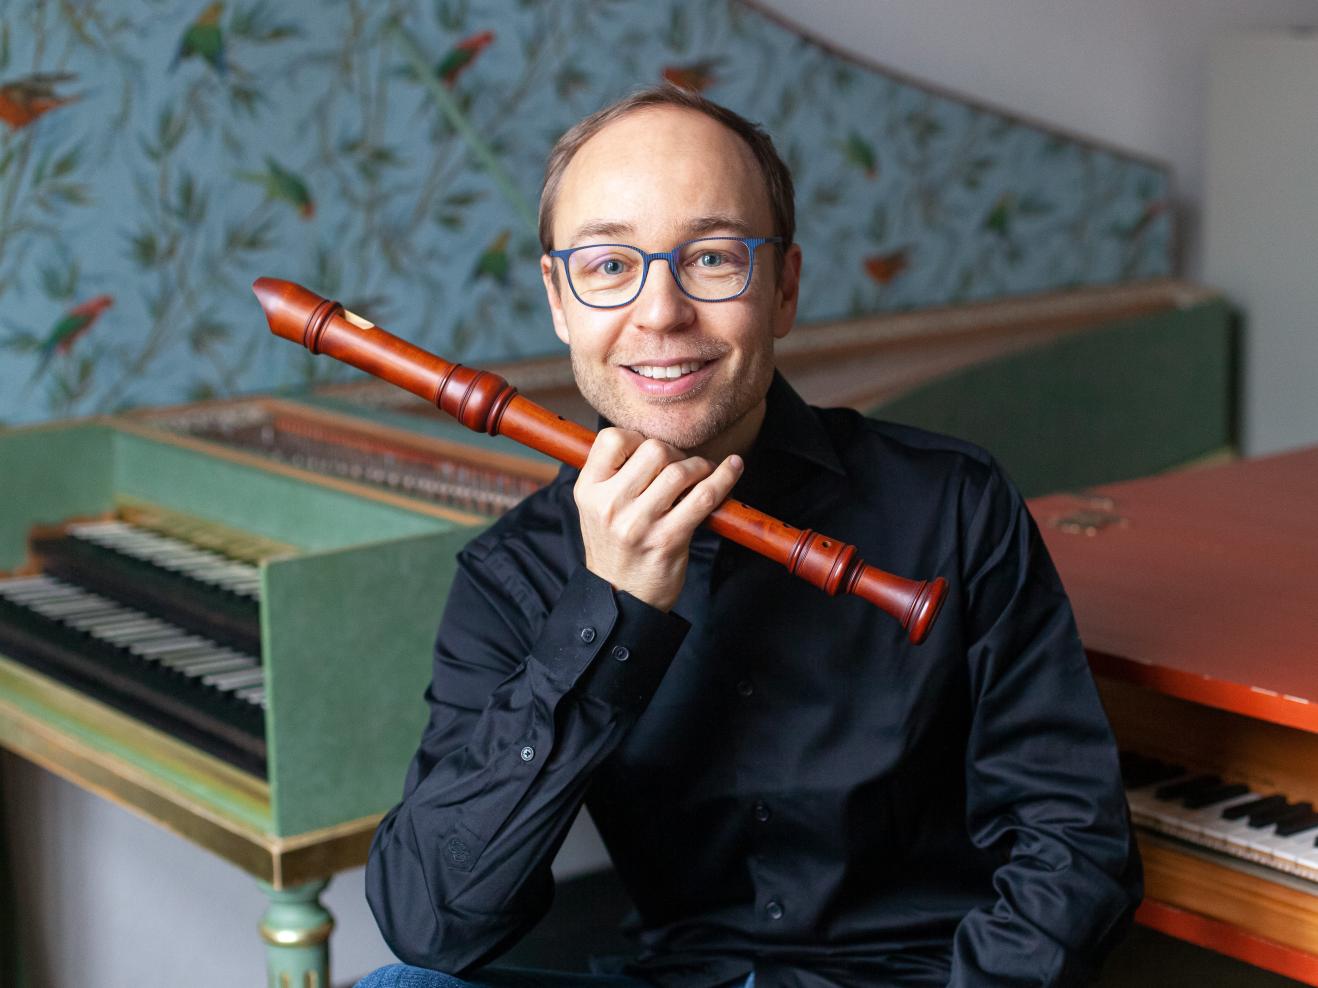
[629,361,706,380]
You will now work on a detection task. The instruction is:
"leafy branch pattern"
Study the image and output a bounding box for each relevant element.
[0,0,1170,425]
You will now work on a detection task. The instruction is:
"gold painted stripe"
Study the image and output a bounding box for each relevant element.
[259,919,334,948]
[0,658,268,810]
[0,658,382,885]
[115,496,297,562]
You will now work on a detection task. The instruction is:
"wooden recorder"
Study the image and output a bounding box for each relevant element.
[252,278,947,643]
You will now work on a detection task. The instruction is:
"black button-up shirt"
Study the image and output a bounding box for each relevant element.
[366,374,1141,987]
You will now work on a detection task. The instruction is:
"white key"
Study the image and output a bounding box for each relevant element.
[99,622,173,642]
[131,637,207,657]
[6,585,83,602]
[179,656,252,678]
[166,650,238,670]
[205,667,265,690]
[69,612,143,631]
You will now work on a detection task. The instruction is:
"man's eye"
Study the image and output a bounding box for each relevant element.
[581,253,632,277]
[697,252,725,268]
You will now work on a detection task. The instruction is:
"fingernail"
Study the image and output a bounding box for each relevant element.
[728,455,744,470]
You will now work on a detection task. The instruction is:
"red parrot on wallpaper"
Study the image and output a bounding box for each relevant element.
[864,249,910,285]
[437,31,495,87]
[1115,200,1167,240]
[0,72,80,131]
[4,295,113,386]
[662,61,717,93]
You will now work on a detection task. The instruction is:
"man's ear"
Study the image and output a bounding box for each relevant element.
[772,244,803,341]
[541,254,571,346]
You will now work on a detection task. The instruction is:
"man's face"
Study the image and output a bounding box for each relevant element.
[541,106,801,457]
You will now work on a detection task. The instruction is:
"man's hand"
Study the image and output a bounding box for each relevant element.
[574,428,744,612]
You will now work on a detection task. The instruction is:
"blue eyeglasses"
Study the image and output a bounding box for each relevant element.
[549,236,783,309]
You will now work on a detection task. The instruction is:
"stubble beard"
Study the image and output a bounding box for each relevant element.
[569,346,771,453]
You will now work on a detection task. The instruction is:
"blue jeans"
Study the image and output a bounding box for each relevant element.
[353,966,756,988]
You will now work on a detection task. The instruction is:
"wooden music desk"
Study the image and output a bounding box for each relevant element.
[1032,444,1318,984]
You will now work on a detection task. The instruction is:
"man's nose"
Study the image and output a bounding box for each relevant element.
[631,257,695,332]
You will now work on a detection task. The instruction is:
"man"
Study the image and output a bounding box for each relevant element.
[359,85,1141,988]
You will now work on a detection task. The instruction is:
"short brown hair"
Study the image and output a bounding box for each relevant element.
[538,84,796,255]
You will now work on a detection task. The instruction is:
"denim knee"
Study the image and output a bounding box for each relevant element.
[353,963,473,988]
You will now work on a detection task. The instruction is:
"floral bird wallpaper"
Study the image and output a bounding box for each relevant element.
[0,0,1171,425]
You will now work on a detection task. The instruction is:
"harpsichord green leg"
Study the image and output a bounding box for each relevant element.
[258,878,333,988]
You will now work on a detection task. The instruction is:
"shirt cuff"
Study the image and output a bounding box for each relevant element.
[530,566,688,710]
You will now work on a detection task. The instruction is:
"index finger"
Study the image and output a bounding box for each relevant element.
[577,427,646,484]
[659,454,745,533]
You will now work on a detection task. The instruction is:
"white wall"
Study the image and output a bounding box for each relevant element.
[755,0,1318,277]
[8,4,1318,987]
[1203,32,1318,455]
[1,752,607,986]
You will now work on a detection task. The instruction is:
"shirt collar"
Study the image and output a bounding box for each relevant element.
[748,370,846,477]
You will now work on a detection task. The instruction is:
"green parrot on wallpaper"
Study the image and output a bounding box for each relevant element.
[838,131,878,178]
[3,295,113,386]
[984,192,1015,238]
[236,156,315,218]
[172,2,227,76]
[471,231,511,285]
[437,30,495,87]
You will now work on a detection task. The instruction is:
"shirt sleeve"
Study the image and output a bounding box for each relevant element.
[948,463,1143,987]
[365,543,688,975]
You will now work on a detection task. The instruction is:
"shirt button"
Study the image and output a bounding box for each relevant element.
[753,800,771,823]
[765,899,784,921]
[611,645,630,662]
[579,627,596,644]
[736,678,755,697]
[520,745,535,762]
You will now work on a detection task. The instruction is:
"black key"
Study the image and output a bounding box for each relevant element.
[1183,782,1251,810]
[1156,774,1221,802]
[0,589,265,775]
[1272,803,1317,836]
[1248,799,1306,829]
[1120,752,1187,790]
[1276,812,1318,838]
[30,533,260,655]
[1223,794,1287,821]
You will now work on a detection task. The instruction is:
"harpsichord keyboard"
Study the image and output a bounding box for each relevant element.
[0,513,280,775]
[1123,751,1318,885]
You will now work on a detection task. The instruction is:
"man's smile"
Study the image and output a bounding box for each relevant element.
[626,359,711,380]
[618,357,720,397]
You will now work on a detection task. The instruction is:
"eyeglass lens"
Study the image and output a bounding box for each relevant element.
[567,239,753,305]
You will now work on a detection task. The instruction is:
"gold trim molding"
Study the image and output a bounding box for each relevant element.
[259,919,335,948]
[0,657,379,887]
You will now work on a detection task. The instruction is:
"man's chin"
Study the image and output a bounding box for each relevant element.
[577,372,753,452]
[606,416,717,453]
